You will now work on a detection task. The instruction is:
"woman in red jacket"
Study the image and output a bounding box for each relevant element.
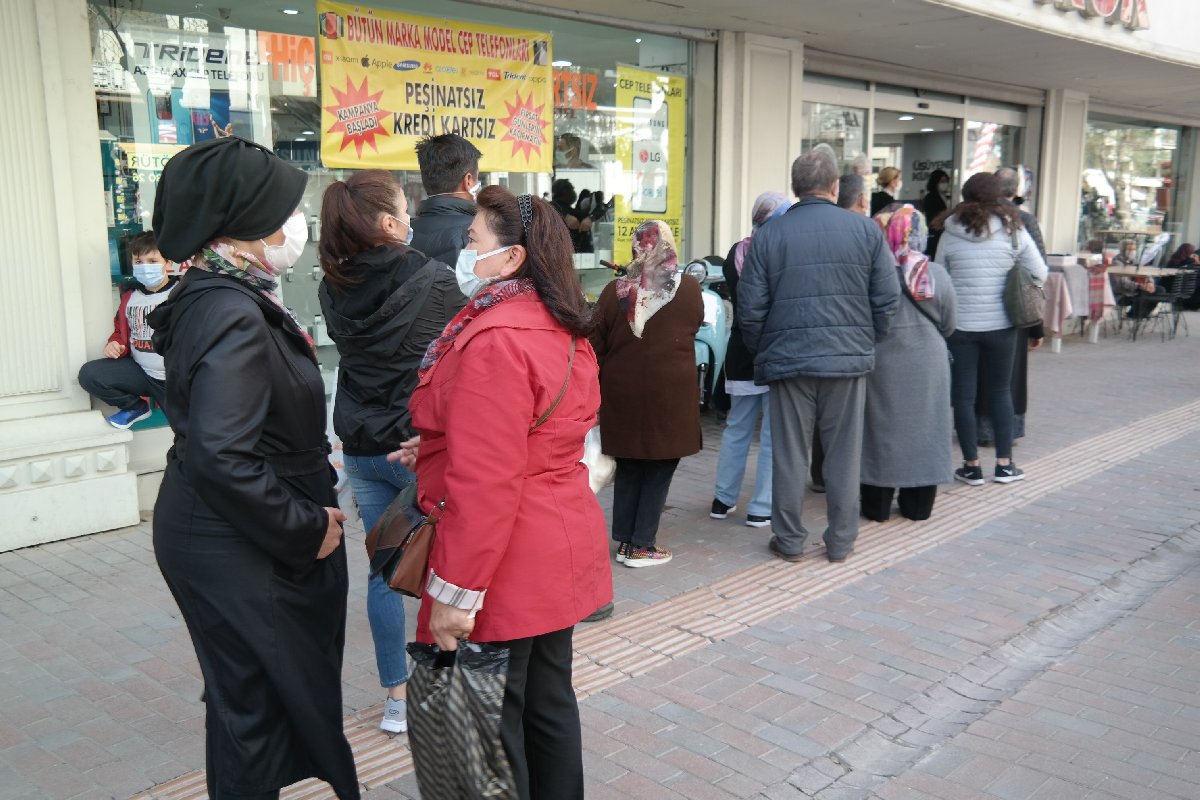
[406,186,610,799]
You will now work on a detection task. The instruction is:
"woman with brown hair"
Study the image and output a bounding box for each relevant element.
[590,220,703,567]
[934,172,1047,486]
[404,187,611,799]
[317,169,465,734]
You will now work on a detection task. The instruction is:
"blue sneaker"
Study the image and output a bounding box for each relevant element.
[106,401,152,430]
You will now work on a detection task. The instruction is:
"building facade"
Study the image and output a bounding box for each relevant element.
[2,0,1197,550]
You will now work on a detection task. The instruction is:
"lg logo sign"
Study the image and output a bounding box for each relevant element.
[1034,0,1150,31]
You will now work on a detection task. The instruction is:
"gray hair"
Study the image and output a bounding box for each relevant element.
[792,146,840,198]
[836,173,866,210]
[995,166,1020,199]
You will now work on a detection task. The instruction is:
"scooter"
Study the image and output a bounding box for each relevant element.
[683,257,729,412]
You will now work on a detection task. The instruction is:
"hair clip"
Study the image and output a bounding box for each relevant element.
[517,194,533,233]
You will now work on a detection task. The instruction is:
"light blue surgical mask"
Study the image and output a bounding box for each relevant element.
[387,213,414,246]
[455,246,512,298]
[133,263,165,287]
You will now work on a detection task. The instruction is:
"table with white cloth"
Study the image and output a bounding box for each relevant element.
[1050,263,1116,347]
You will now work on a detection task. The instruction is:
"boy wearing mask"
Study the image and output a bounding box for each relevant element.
[78,231,178,428]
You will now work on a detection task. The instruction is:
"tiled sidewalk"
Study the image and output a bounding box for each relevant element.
[2,316,1199,799]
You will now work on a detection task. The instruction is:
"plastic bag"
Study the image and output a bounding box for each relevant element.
[406,641,516,800]
[581,426,615,494]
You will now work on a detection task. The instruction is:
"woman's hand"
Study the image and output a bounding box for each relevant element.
[103,341,125,358]
[386,435,420,470]
[317,507,347,559]
[429,599,475,651]
[1028,337,1044,351]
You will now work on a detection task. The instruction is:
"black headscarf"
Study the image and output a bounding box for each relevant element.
[153,136,307,262]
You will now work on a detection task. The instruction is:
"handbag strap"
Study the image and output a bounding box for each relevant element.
[897,266,944,333]
[530,336,577,432]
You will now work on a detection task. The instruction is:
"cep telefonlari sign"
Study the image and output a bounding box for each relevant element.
[1034,0,1150,30]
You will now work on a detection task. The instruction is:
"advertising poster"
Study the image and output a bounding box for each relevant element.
[317,0,553,171]
[613,65,687,260]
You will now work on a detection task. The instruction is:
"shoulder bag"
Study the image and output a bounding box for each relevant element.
[1003,228,1046,328]
[364,336,578,598]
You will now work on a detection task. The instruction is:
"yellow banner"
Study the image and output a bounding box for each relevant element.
[317,1,553,171]
[613,65,687,260]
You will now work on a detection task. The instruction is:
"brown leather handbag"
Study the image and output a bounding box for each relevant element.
[364,337,577,599]
[365,482,444,598]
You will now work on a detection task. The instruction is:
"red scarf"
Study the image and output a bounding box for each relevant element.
[419,278,537,378]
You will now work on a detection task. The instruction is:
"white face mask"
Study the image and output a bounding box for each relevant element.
[455,246,512,298]
[468,180,482,200]
[387,213,414,245]
[261,212,308,272]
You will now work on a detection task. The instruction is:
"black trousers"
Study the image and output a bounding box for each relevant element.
[78,357,167,411]
[611,458,679,547]
[948,328,1017,461]
[860,484,938,522]
[496,627,583,800]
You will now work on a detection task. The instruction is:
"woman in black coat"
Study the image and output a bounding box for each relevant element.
[148,137,359,800]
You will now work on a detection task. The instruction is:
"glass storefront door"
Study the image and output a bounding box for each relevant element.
[871,110,960,221]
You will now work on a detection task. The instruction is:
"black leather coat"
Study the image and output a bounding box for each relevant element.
[148,268,359,799]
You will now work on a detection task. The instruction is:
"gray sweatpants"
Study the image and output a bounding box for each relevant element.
[768,375,866,558]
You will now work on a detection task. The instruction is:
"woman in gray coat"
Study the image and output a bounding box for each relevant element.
[861,205,957,521]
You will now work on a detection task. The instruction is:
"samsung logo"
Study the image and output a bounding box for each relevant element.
[393,59,420,71]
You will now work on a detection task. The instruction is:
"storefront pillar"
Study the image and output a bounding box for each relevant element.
[714,32,804,251]
[0,0,140,551]
[1038,89,1089,254]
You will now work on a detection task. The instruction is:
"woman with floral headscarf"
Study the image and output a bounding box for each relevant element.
[860,204,957,522]
[590,220,703,567]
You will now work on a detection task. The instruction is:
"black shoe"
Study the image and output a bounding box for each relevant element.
[954,464,985,486]
[710,498,736,519]
[745,515,771,528]
[811,482,826,494]
[994,463,1025,484]
[582,602,614,622]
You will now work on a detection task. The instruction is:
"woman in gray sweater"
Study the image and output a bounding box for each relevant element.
[861,205,956,521]
[934,173,1047,486]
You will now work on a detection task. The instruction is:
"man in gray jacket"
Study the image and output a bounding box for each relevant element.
[739,146,900,563]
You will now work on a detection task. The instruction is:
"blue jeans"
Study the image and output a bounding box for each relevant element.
[714,393,773,517]
[344,453,412,688]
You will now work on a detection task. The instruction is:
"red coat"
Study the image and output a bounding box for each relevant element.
[409,294,612,643]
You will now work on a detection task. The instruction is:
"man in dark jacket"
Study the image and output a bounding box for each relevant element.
[739,145,900,564]
[411,134,483,265]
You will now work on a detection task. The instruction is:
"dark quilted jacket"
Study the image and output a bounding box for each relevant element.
[737,196,900,382]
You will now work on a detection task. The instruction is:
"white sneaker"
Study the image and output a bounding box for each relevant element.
[380,697,407,734]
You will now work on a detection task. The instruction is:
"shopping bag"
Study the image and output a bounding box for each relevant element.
[406,641,516,800]
[581,425,615,494]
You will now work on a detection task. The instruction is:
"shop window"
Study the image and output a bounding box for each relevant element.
[963,121,1026,208]
[89,0,693,373]
[801,101,868,174]
[1079,119,1179,254]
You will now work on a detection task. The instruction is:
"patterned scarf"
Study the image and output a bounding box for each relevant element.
[614,220,679,338]
[419,278,537,377]
[876,204,935,300]
[191,241,315,352]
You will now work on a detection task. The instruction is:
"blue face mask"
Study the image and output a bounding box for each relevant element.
[454,246,512,299]
[133,263,165,287]
[388,213,414,246]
